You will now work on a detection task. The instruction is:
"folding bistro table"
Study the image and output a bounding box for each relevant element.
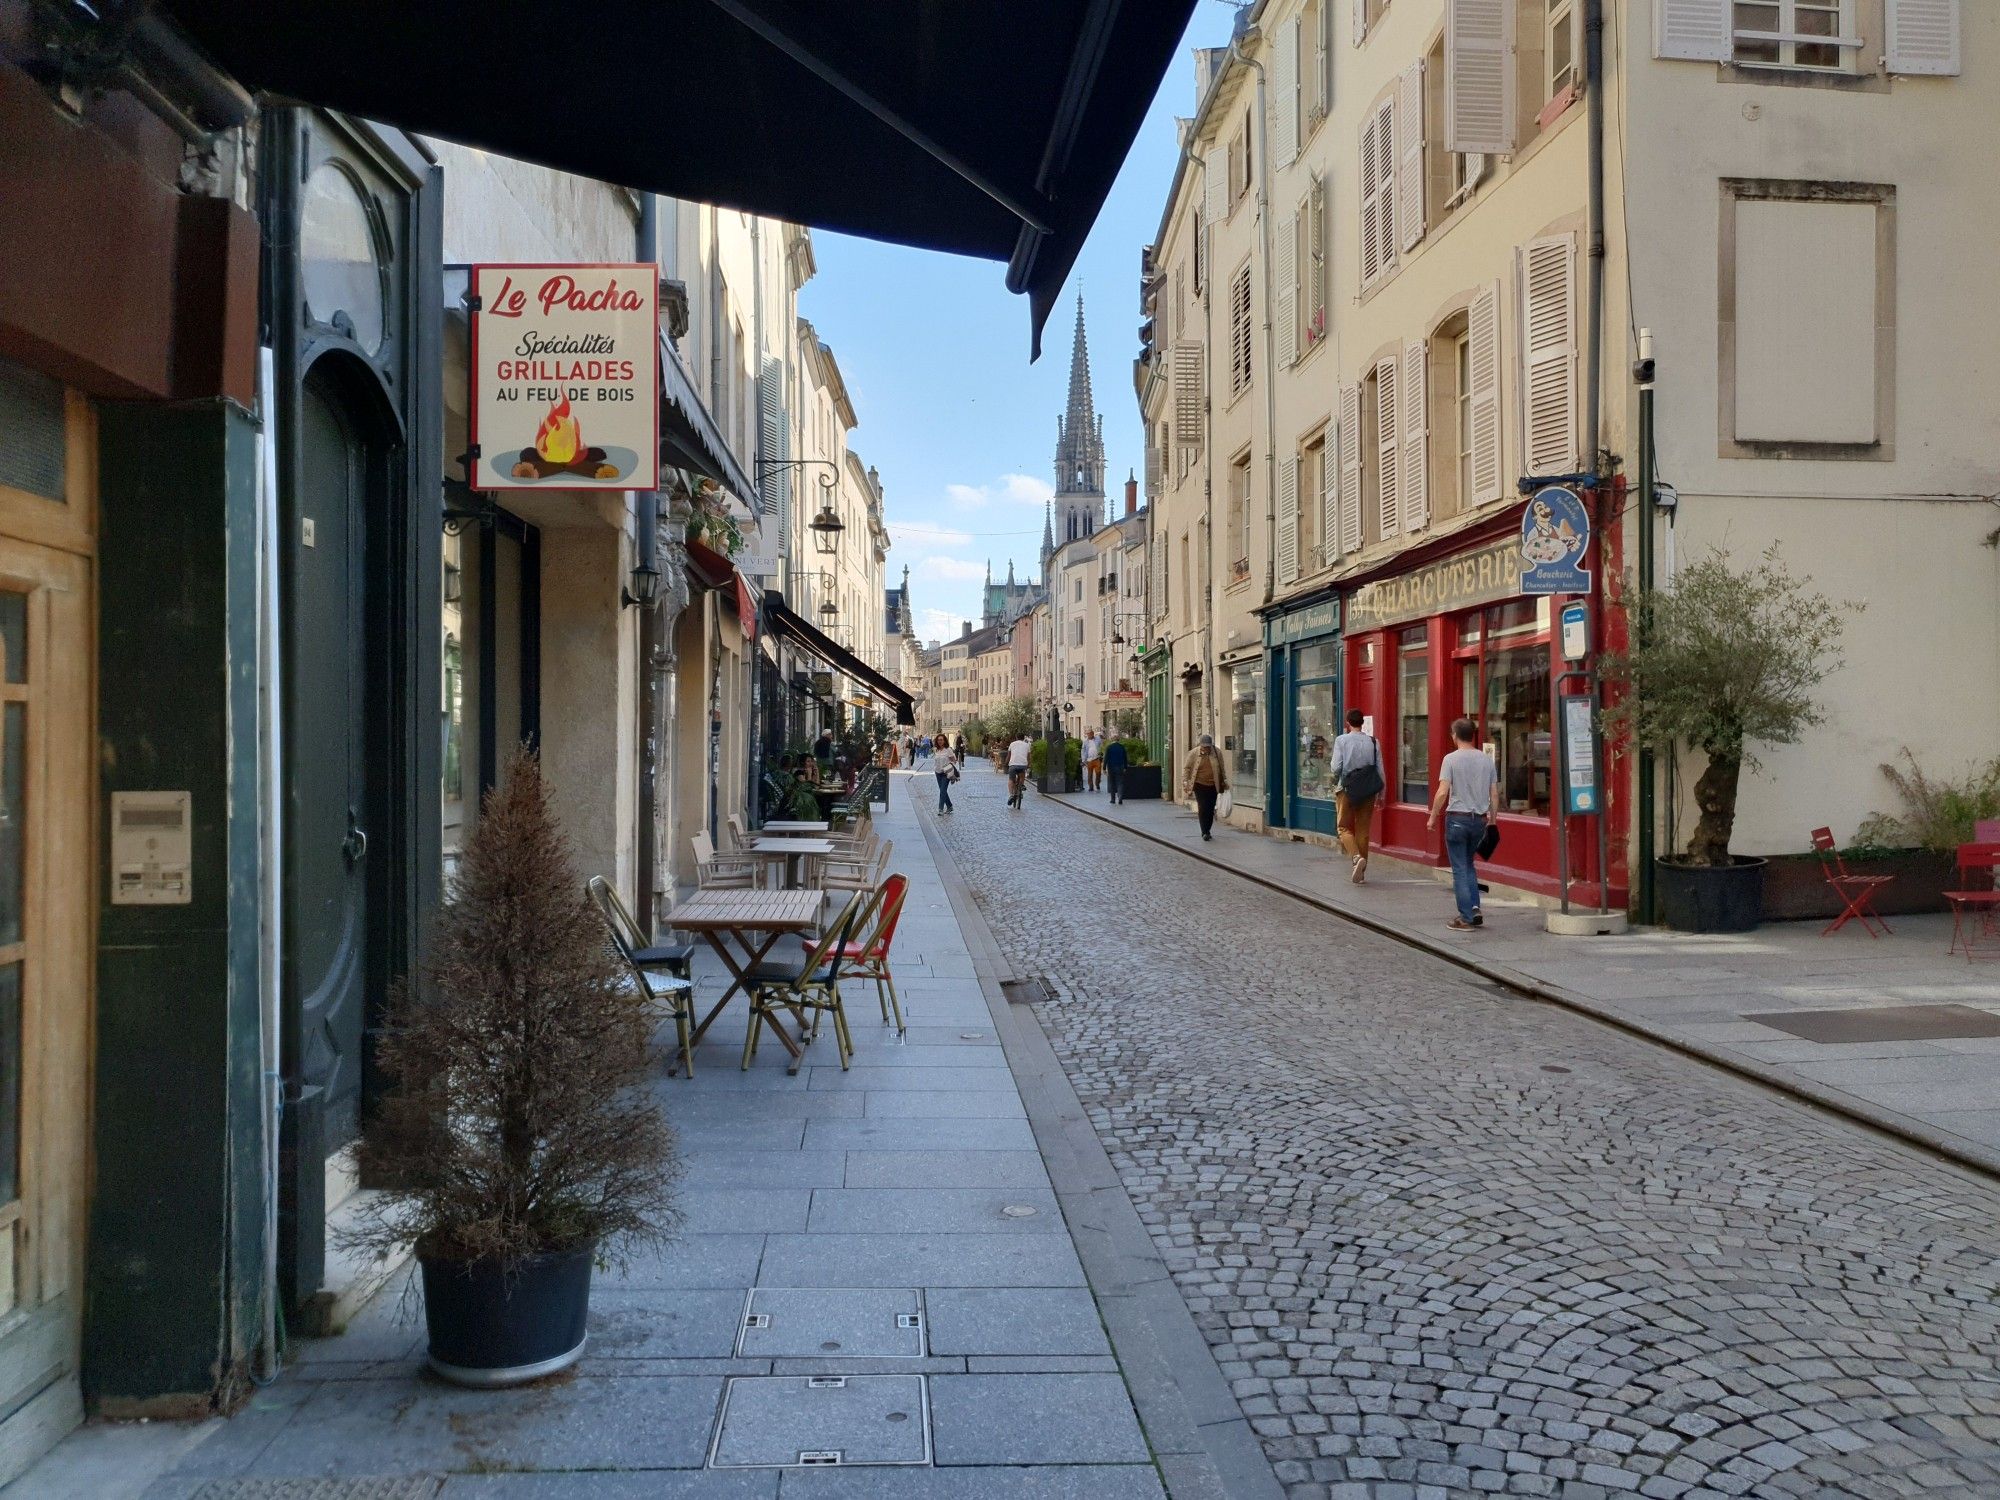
[672,887,825,1069]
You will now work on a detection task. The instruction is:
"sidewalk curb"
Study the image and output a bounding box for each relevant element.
[915,799,1289,1500]
[1047,790,2000,1185]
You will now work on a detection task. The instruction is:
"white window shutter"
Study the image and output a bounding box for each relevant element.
[1376,357,1400,536]
[1145,440,1161,500]
[1469,280,1503,502]
[1521,234,1579,476]
[1653,0,1732,61]
[1174,341,1205,452]
[1276,456,1300,584]
[1338,384,1363,554]
[1274,213,1298,367]
[1359,116,1382,286]
[1402,339,1429,532]
[1445,0,1517,155]
[1352,0,1369,46]
[1887,0,1961,75]
[1203,147,1228,228]
[1375,99,1398,276]
[1398,62,1427,253]
[1274,20,1301,171]
[1320,420,1339,564]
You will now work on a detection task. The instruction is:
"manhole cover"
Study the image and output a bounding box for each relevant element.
[710,1374,931,1468]
[1743,1003,2000,1044]
[737,1288,925,1358]
[191,1483,442,1500]
[1000,976,1054,1005]
[1001,1204,1039,1218]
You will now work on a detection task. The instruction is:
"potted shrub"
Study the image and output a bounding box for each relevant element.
[1604,548,1855,933]
[350,749,680,1386]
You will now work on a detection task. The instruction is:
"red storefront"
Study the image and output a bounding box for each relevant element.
[1340,489,1628,908]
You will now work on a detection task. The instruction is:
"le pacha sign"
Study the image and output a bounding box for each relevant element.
[470,264,658,492]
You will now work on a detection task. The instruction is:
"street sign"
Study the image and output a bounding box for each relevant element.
[1519,484,1591,595]
[1560,602,1588,661]
[470,263,659,492]
[1562,696,1598,814]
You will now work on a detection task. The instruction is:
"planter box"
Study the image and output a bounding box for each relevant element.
[1760,848,1956,922]
[1122,765,1163,800]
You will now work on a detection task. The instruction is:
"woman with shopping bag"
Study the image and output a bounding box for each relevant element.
[1180,734,1230,842]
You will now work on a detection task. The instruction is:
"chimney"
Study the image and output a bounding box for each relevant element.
[1124,470,1138,517]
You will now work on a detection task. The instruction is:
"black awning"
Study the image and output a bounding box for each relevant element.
[766,592,915,726]
[161,0,1196,356]
[660,332,756,499]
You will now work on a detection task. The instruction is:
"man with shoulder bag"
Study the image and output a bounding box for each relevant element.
[1332,708,1382,884]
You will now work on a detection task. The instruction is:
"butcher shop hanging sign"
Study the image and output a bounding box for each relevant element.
[470,264,658,491]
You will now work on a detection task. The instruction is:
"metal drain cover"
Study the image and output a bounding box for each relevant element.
[710,1374,931,1468]
[191,1483,443,1500]
[737,1287,925,1358]
[1000,976,1054,1005]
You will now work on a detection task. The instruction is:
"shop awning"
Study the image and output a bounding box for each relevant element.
[766,592,915,725]
[661,332,756,500]
[686,538,759,640]
[159,0,1198,356]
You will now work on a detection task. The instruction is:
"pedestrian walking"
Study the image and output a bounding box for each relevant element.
[1332,708,1383,884]
[1005,732,1033,809]
[954,733,967,760]
[933,742,959,814]
[1427,716,1496,931]
[1181,734,1229,841]
[1104,736,1129,804]
[1082,729,1103,792]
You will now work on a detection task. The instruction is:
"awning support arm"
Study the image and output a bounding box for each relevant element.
[703,0,1053,237]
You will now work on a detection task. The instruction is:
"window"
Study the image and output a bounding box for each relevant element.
[1547,0,1578,97]
[1733,0,1851,70]
[1231,664,1263,790]
[1362,358,1400,541]
[1360,97,1396,288]
[1228,453,1252,574]
[1299,432,1325,565]
[1454,327,1474,511]
[1304,0,1331,126]
[1456,600,1552,816]
[1229,261,1254,395]
[1397,627,1429,803]
[1180,535,1192,622]
[1300,178,1328,352]
[1228,119,1252,207]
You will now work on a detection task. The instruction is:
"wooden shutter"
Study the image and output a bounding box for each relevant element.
[1521,234,1578,476]
[1144,439,1161,500]
[1174,341,1205,452]
[1203,146,1228,228]
[1337,384,1363,554]
[1398,62,1426,253]
[1352,0,1368,46]
[1468,281,1503,502]
[1276,455,1300,584]
[1654,0,1732,61]
[1375,357,1400,536]
[1273,19,1300,171]
[1319,417,1339,563]
[1445,0,1517,155]
[1374,98,1398,277]
[1887,0,1961,74]
[1309,176,1329,337]
[1401,339,1429,532]
[1359,114,1382,286]
[1275,213,1298,367]
[1230,264,1254,394]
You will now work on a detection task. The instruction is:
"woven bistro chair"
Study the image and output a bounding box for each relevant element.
[742,893,866,1070]
[801,872,909,1036]
[589,876,698,1077]
[693,830,759,890]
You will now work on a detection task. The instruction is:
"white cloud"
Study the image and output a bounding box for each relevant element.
[889,522,972,549]
[945,473,1054,512]
[945,483,989,511]
[917,555,986,583]
[917,607,967,644]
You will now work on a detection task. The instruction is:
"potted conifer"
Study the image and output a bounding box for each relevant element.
[351,749,680,1385]
[1603,548,1854,933]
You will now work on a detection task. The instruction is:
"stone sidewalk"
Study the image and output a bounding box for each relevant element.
[17,780,1222,1500]
[1053,787,2000,1176]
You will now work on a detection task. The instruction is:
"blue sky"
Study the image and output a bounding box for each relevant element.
[798,4,1237,646]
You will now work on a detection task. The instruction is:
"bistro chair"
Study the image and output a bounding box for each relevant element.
[693,830,758,890]
[1810,826,1894,939]
[742,893,866,1070]
[1945,842,2000,961]
[725,812,752,851]
[820,838,891,895]
[803,872,909,1036]
[589,876,698,1077]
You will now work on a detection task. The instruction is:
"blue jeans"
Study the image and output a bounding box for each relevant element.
[1444,813,1485,922]
[935,771,953,811]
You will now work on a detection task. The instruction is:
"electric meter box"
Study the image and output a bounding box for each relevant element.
[110,791,192,905]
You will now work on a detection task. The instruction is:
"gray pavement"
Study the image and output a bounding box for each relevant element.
[1054,785,2000,1174]
[929,762,2000,1499]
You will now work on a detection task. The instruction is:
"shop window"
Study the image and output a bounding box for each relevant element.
[1396,627,1429,803]
[1294,641,1338,805]
[1455,600,1552,816]
[0,358,66,502]
[1231,664,1263,790]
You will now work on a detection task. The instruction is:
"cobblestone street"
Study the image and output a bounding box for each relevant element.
[930,765,2000,1500]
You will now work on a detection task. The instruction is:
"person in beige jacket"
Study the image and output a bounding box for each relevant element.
[1181,734,1230,842]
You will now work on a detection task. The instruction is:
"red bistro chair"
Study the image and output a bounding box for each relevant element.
[802,873,909,1036]
[1810,827,1895,938]
[1945,844,2000,961]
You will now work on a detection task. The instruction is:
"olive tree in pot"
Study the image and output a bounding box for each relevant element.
[349,749,680,1386]
[1603,548,1854,933]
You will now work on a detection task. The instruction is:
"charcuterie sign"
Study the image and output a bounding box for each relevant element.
[470,264,657,491]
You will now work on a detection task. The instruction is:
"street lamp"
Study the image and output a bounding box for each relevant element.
[622,559,662,609]
[809,497,846,556]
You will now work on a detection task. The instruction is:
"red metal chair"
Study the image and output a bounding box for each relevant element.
[801,872,908,1036]
[1945,843,2000,961]
[1810,827,1895,938]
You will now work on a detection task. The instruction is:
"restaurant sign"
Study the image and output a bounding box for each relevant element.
[1263,597,1340,648]
[1344,535,1520,633]
[470,264,658,492]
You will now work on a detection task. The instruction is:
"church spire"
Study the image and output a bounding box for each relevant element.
[1052,292,1104,501]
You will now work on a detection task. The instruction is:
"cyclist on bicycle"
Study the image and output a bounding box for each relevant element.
[1005,732,1034,810]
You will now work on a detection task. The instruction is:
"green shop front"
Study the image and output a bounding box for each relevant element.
[1261,596,1342,836]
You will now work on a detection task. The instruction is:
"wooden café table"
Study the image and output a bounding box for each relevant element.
[673,887,825,1071]
[761,820,831,834]
[747,836,836,889]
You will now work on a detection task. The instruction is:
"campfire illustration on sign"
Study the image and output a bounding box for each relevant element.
[511,395,622,480]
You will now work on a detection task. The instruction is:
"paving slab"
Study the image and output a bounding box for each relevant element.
[776,1467,1165,1498]
[840,1150,1051,1189]
[923,1289,1109,1357]
[804,1188,1063,1235]
[928,1374,1149,1466]
[755,1232,1087,1289]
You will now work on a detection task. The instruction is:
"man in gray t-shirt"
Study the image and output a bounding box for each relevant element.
[1427,717,1495,930]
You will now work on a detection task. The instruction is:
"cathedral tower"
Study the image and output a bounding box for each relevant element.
[1042,293,1106,575]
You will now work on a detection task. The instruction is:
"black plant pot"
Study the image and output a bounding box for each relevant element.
[1655,856,1767,933]
[420,1242,595,1387]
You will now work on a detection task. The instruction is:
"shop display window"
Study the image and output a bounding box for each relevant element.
[1231,663,1264,790]
[1454,599,1552,817]
[1397,627,1429,803]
